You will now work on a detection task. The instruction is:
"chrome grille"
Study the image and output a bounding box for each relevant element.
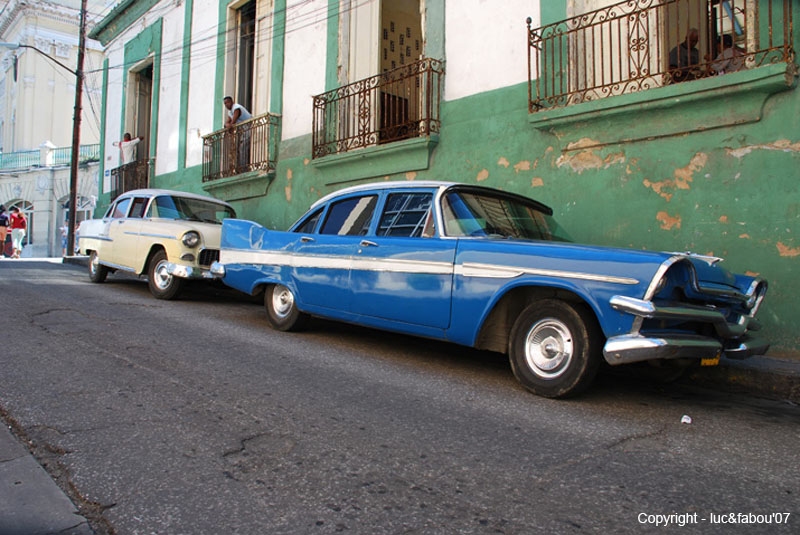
[198,249,219,267]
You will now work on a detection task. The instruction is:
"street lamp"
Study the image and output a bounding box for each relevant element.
[0,1,87,257]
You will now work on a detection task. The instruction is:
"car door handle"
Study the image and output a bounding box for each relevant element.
[360,240,378,247]
[300,236,315,243]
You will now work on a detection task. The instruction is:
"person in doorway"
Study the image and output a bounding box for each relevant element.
[113,133,144,165]
[0,205,9,257]
[668,28,701,83]
[9,206,27,259]
[223,96,252,173]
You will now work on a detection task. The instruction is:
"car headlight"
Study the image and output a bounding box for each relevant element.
[182,231,200,248]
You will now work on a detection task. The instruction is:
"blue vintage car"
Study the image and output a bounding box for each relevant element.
[212,181,768,398]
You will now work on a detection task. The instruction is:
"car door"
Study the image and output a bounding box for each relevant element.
[291,194,378,311]
[109,197,147,270]
[114,196,150,269]
[349,190,456,329]
[105,197,133,267]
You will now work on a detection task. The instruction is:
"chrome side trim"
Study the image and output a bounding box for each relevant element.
[220,249,639,284]
[138,232,177,240]
[78,235,113,242]
[456,262,639,285]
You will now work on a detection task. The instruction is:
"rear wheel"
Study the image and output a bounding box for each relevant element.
[147,250,184,300]
[88,251,108,283]
[265,284,308,332]
[509,299,601,398]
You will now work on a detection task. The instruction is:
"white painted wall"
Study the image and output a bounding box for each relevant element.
[102,45,125,194]
[155,8,186,176]
[281,0,328,139]
[444,0,539,101]
[186,0,221,168]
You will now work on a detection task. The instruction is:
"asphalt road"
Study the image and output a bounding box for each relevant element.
[0,260,798,535]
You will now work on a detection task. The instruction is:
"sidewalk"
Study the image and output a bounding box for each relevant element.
[0,423,92,535]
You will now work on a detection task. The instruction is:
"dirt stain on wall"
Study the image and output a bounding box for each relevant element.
[477,169,489,182]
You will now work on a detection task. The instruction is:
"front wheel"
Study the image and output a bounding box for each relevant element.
[508,299,601,398]
[88,251,108,283]
[265,284,308,332]
[147,250,184,300]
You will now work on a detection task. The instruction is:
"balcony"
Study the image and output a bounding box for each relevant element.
[312,58,444,159]
[202,112,280,182]
[0,144,100,171]
[110,158,151,199]
[527,0,795,113]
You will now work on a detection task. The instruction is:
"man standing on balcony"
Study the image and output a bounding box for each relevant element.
[668,28,700,83]
[223,96,252,173]
[113,133,144,165]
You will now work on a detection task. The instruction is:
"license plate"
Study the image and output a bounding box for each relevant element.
[701,352,721,367]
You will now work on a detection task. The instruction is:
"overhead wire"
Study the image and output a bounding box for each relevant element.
[87,0,373,77]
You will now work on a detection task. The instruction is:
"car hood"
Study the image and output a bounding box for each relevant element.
[463,238,745,292]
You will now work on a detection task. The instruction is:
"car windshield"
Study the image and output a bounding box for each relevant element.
[149,195,236,224]
[442,190,570,241]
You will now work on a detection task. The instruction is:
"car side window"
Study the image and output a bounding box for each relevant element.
[320,195,377,236]
[293,208,323,234]
[111,198,132,219]
[129,197,149,218]
[377,193,435,238]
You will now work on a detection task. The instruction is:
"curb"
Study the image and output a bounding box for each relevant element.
[683,355,800,403]
[62,255,89,268]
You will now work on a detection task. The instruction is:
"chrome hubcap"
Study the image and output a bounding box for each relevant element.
[154,260,172,290]
[272,286,294,319]
[90,254,98,275]
[524,318,574,379]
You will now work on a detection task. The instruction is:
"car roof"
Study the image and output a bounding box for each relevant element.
[310,181,457,209]
[115,189,234,208]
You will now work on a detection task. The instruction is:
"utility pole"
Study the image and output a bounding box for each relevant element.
[67,0,88,256]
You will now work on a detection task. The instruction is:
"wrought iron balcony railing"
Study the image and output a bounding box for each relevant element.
[312,58,444,159]
[202,112,280,182]
[527,0,795,112]
[110,158,151,199]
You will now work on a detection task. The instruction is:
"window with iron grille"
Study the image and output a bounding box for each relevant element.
[527,0,795,113]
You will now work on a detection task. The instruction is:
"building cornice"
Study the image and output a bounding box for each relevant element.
[89,0,160,46]
[1,1,104,38]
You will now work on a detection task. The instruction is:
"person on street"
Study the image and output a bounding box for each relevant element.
[113,133,144,165]
[0,205,9,257]
[9,206,27,259]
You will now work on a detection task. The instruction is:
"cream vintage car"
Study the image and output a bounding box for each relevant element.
[78,189,236,299]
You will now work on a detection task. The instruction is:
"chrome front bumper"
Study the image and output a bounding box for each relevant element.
[165,263,216,280]
[603,296,769,365]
